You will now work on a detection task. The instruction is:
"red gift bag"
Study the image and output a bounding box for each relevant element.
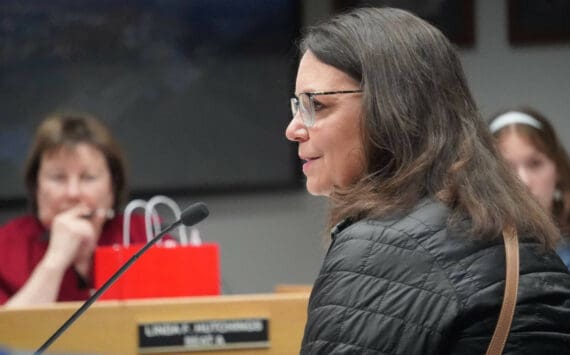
[94,196,221,300]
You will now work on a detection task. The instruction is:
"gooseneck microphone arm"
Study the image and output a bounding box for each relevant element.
[35,202,210,355]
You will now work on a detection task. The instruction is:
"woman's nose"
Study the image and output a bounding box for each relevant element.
[285,114,309,142]
[516,167,532,187]
[65,178,81,197]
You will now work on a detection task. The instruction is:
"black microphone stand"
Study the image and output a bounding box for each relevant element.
[35,219,183,355]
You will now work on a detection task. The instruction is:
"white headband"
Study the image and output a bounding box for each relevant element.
[489,111,542,133]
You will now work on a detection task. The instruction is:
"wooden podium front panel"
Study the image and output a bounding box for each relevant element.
[0,293,309,355]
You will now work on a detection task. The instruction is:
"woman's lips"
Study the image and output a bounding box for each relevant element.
[302,157,320,174]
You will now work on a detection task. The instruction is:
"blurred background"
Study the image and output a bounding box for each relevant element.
[0,0,569,294]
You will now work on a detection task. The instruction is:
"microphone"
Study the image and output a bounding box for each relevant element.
[35,202,210,355]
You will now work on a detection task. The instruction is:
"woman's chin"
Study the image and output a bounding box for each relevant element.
[306,180,331,197]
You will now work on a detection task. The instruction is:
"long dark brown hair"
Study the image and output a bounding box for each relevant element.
[300,7,559,248]
[24,112,128,214]
[490,107,570,239]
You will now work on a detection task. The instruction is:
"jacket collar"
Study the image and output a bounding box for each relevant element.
[330,218,354,239]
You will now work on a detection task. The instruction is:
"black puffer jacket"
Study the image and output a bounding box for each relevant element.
[301,200,570,354]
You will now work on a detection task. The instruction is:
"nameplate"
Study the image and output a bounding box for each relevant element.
[138,318,269,353]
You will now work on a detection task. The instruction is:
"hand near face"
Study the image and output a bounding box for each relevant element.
[4,140,116,307]
[36,143,115,277]
[43,204,106,274]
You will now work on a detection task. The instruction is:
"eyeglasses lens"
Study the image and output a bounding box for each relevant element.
[299,94,314,126]
[290,94,315,127]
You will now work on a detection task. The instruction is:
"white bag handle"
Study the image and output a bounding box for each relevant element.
[122,196,203,246]
[122,199,161,247]
[145,195,202,245]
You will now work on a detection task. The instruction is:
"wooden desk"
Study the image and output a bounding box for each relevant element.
[0,293,309,355]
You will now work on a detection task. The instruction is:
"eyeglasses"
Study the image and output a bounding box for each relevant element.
[290,89,362,127]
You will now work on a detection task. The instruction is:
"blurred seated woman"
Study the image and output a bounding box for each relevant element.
[0,113,147,307]
[490,107,570,269]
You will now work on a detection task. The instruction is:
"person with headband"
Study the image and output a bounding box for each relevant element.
[0,113,148,307]
[490,107,570,269]
[286,7,570,354]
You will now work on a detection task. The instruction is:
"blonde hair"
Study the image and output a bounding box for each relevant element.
[24,112,128,213]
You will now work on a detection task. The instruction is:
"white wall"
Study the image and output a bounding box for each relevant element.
[461,0,570,139]
[177,191,328,294]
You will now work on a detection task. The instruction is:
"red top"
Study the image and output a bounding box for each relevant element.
[0,214,149,304]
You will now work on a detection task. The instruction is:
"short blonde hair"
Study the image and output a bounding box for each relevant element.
[24,112,128,214]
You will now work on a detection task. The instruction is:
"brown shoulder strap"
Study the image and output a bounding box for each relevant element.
[485,225,520,355]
